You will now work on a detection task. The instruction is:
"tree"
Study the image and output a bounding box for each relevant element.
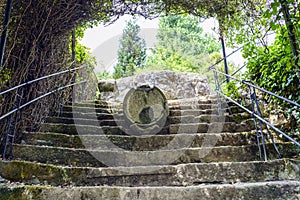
[145,14,221,73]
[113,18,146,78]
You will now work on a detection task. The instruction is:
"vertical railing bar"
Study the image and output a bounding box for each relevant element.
[247,85,263,160]
[2,106,13,159]
[57,92,62,117]
[252,88,282,158]
[220,36,229,83]
[213,70,223,116]
[71,29,76,102]
[251,87,268,161]
[7,88,23,158]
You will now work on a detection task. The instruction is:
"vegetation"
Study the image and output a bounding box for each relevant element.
[222,0,299,102]
[221,0,300,137]
[113,18,146,79]
[143,14,221,74]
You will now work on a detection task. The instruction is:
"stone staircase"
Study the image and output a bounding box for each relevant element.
[0,96,299,199]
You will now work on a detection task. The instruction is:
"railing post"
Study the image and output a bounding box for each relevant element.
[213,70,223,116]
[71,29,76,67]
[220,36,229,83]
[0,0,13,70]
[1,88,23,160]
[247,84,268,161]
[71,29,76,102]
[251,87,281,159]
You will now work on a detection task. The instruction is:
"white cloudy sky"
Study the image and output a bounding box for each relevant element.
[80,15,244,73]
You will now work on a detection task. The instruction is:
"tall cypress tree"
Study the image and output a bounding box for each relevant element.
[113,18,146,78]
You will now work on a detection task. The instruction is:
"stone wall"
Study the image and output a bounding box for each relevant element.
[98,70,211,102]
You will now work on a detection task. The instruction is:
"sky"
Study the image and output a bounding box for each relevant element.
[80,15,244,73]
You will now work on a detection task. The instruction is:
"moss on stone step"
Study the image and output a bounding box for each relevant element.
[1,181,300,200]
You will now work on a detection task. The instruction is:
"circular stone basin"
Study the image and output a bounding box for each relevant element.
[123,85,169,130]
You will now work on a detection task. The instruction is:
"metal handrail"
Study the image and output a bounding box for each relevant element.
[208,46,243,69]
[0,64,89,159]
[210,67,300,161]
[216,88,300,147]
[0,64,86,95]
[0,81,86,121]
[208,32,276,72]
[210,68,300,108]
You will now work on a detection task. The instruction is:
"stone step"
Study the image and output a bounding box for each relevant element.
[0,159,298,187]
[1,180,299,199]
[12,142,298,168]
[62,103,221,113]
[76,97,219,107]
[169,114,252,126]
[71,97,221,108]
[169,109,226,116]
[57,111,116,120]
[39,121,254,136]
[39,123,170,136]
[56,106,250,123]
[54,111,252,128]
[72,101,121,109]
[23,132,257,150]
[62,106,117,114]
[45,112,252,127]
[46,117,122,126]
[60,104,249,116]
[11,144,265,167]
[76,103,224,111]
[169,121,255,134]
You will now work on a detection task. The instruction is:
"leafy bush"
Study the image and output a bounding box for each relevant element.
[244,29,300,139]
[223,80,241,101]
[245,29,299,105]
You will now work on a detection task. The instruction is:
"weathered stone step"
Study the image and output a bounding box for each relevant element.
[169,121,254,134]
[1,180,299,199]
[56,106,250,122]
[54,112,250,127]
[60,104,249,117]
[70,103,221,111]
[62,106,117,114]
[39,120,254,136]
[57,111,116,120]
[11,144,263,167]
[76,97,219,107]
[46,117,123,126]
[0,159,298,187]
[39,123,170,135]
[12,142,298,168]
[62,103,223,114]
[23,132,257,150]
[169,113,251,124]
[71,97,221,108]
[56,106,250,124]
[72,101,121,109]
[169,109,226,116]
[45,112,252,127]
